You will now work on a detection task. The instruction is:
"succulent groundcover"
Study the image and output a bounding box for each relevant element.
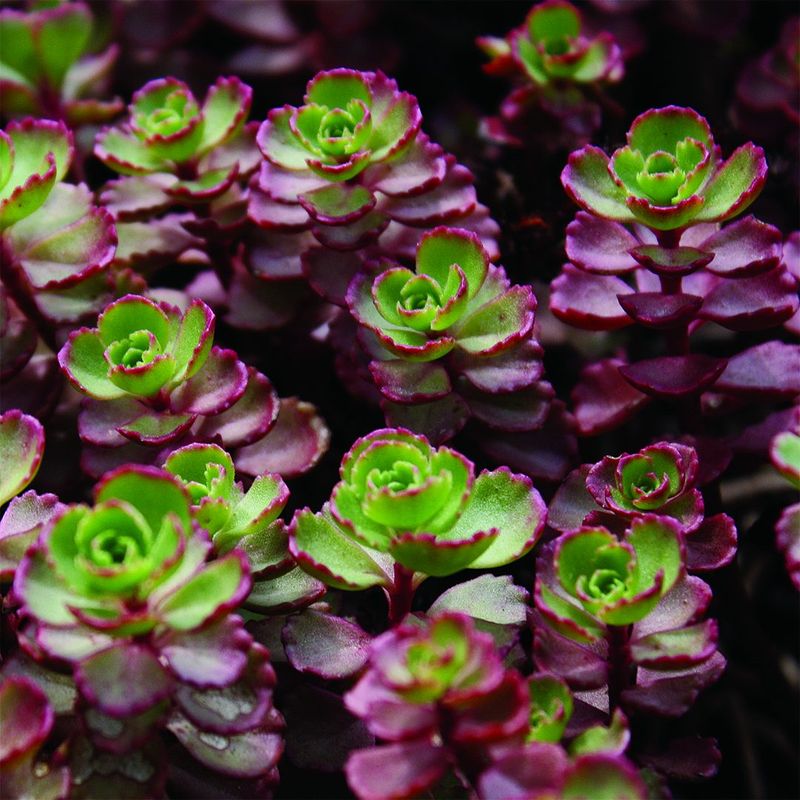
[0,2,798,799]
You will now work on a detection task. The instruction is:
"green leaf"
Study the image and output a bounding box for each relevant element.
[306,70,371,109]
[96,467,191,533]
[0,15,38,82]
[299,183,374,224]
[95,128,169,175]
[197,77,251,155]
[528,674,574,743]
[455,286,532,354]
[772,431,800,488]
[236,520,290,574]
[628,107,713,155]
[164,443,236,501]
[537,582,605,643]
[562,754,645,800]
[561,146,636,222]
[244,564,324,612]
[369,92,419,162]
[36,4,91,89]
[107,353,177,397]
[290,508,392,590]
[257,107,311,169]
[694,143,767,222]
[429,574,528,625]
[158,554,246,630]
[389,528,497,577]
[98,295,171,349]
[60,329,126,399]
[528,3,581,42]
[228,474,288,536]
[168,300,214,383]
[117,409,193,442]
[570,709,630,756]
[417,228,488,301]
[451,469,545,569]
[0,410,44,505]
[626,516,683,598]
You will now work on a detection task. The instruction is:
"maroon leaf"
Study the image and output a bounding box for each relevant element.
[699,266,798,331]
[75,644,172,717]
[700,216,782,277]
[235,397,329,478]
[572,359,650,435]
[620,355,727,397]
[630,245,713,277]
[714,341,800,397]
[565,212,640,274]
[169,348,248,416]
[345,741,449,800]
[618,292,703,328]
[370,359,452,403]
[685,514,737,571]
[282,609,371,679]
[550,264,633,331]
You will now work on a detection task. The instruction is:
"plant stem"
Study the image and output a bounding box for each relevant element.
[607,624,633,712]
[387,564,415,626]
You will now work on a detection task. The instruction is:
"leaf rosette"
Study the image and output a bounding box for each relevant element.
[586,443,704,531]
[349,226,535,363]
[535,516,684,640]
[95,76,255,203]
[562,106,767,231]
[344,613,530,800]
[257,68,420,183]
[0,2,122,126]
[510,0,623,88]
[291,427,545,581]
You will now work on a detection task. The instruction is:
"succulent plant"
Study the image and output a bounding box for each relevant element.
[164,442,323,613]
[344,613,530,800]
[0,409,45,505]
[346,226,551,444]
[14,464,283,781]
[534,518,724,717]
[248,68,500,303]
[562,106,767,231]
[291,428,546,603]
[0,2,122,125]
[478,0,623,149]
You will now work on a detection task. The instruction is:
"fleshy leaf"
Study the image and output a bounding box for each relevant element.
[0,410,45,505]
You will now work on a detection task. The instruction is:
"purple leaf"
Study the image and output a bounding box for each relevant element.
[620,355,727,397]
[158,615,251,688]
[249,186,310,230]
[380,160,477,225]
[169,347,248,416]
[700,216,782,277]
[685,514,737,571]
[302,248,363,305]
[533,615,609,690]
[550,264,634,331]
[639,736,721,780]
[370,359,452,403]
[461,381,553,432]
[572,359,650,435]
[629,244,713,277]
[345,741,448,800]
[699,266,798,331]
[382,394,471,444]
[235,397,330,478]
[622,651,725,717]
[714,341,800,397]
[618,292,703,328]
[565,212,640,274]
[282,609,371,679]
[245,228,315,280]
[548,465,597,533]
[196,367,279,449]
[479,742,567,800]
[75,643,172,717]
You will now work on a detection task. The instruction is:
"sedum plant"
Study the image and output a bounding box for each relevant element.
[164,442,324,613]
[291,428,545,620]
[14,464,283,785]
[0,118,117,344]
[0,1,122,125]
[247,67,499,303]
[478,0,624,148]
[552,107,798,435]
[562,106,767,231]
[344,613,530,800]
[347,226,550,443]
[534,517,724,718]
[57,293,329,480]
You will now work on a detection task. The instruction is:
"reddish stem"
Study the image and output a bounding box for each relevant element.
[607,624,633,712]
[387,564,415,626]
